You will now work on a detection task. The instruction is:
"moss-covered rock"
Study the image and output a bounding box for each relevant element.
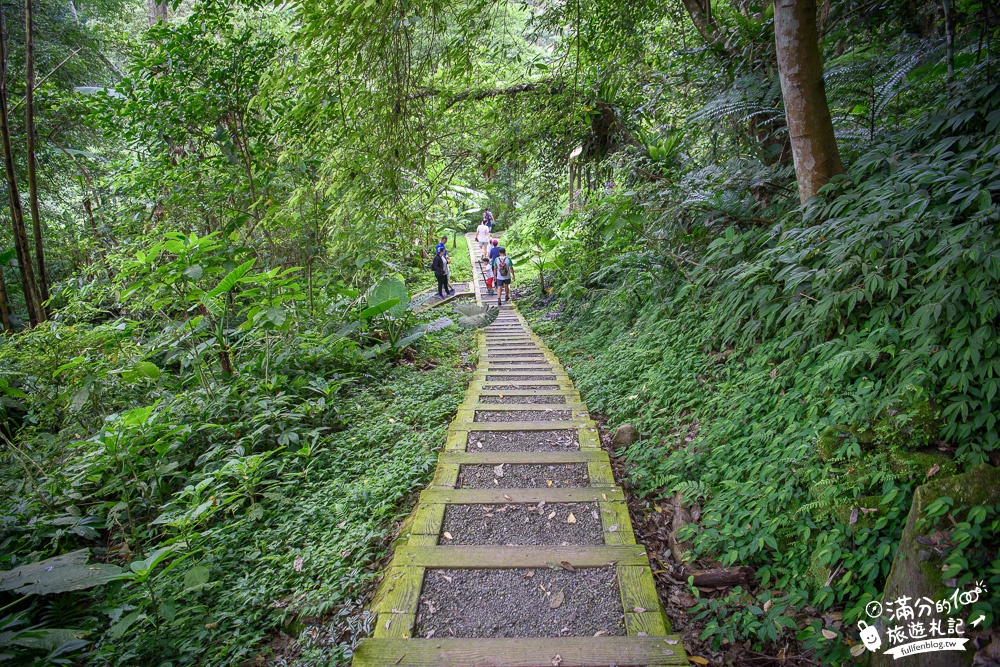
[871,464,1000,667]
[817,426,847,462]
[888,449,957,480]
[831,495,882,532]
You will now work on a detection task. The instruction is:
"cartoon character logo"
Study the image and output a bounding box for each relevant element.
[858,620,882,651]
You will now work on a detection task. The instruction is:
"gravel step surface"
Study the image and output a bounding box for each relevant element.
[475,410,572,422]
[440,502,603,545]
[483,384,563,391]
[416,568,625,639]
[468,430,579,451]
[478,394,568,404]
[485,374,557,381]
[457,462,587,488]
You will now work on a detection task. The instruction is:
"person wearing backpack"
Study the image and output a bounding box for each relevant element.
[492,247,514,305]
[431,246,449,299]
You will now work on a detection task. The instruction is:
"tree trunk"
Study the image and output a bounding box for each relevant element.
[0,6,44,326]
[147,0,167,25]
[942,0,955,83]
[774,0,844,204]
[0,265,11,333]
[25,0,48,308]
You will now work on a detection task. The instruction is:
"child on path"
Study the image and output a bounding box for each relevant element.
[482,257,495,295]
[435,236,455,295]
[492,247,514,305]
[431,246,449,299]
[488,238,501,262]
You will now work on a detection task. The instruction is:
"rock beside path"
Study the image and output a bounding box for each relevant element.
[611,424,640,448]
[871,464,1000,667]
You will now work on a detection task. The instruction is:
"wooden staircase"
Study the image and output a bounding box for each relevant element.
[351,235,686,666]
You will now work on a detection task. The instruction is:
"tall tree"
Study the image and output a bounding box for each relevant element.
[774,0,843,204]
[148,0,167,25]
[0,5,45,325]
[25,0,48,306]
[0,258,11,333]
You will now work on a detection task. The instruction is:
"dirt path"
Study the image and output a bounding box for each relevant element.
[351,235,687,667]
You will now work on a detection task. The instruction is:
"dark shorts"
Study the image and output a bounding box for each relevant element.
[496,278,511,285]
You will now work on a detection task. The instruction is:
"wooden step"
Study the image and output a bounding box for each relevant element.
[438,450,606,465]
[420,486,623,504]
[352,636,687,666]
[391,543,648,568]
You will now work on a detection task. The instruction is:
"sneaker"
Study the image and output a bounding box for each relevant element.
[497,298,502,306]
[448,289,455,295]
[438,294,446,300]
[504,296,510,303]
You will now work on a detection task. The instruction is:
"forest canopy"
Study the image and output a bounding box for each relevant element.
[1,0,998,663]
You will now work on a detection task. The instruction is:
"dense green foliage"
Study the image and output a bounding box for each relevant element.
[515,58,999,665]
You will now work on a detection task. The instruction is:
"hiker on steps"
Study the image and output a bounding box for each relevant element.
[492,246,514,305]
[435,236,455,295]
[432,246,449,299]
[476,217,492,261]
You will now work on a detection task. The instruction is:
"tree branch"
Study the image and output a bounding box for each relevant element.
[407,78,562,110]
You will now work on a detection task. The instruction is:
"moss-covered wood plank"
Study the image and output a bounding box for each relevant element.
[352,636,686,666]
[391,544,648,568]
[420,486,624,504]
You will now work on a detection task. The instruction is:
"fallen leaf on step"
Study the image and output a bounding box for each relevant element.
[547,480,553,487]
[566,513,577,524]
[504,494,512,501]
[594,630,608,637]
[637,631,648,636]
[821,629,838,640]
[493,464,505,477]
[547,511,556,520]
[602,493,607,500]
[665,639,679,644]
[524,570,534,577]
[476,442,483,448]
[551,655,562,666]
[559,561,575,571]
[689,657,709,665]
[443,532,453,540]
[424,630,435,639]
[633,607,646,613]
[440,574,452,582]
[608,524,619,532]
[549,591,565,609]
[385,620,391,630]
[493,479,499,485]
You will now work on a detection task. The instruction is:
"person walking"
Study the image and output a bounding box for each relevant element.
[492,246,514,305]
[483,209,494,233]
[488,238,501,262]
[436,236,455,295]
[475,218,491,261]
[432,246,449,299]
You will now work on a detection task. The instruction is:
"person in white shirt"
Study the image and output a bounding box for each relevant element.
[475,221,491,260]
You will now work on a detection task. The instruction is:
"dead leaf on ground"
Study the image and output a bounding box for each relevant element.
[547,511,556,520]
[566,513,577,524]
[549,591,565,609]
[551,655,562,666]
[689,657,709,666]
[337,520,347,528]
[594,630,608,637]
[849,507,859,526]
[821,628,838,640]
[504,494,512,501]
[293,555,303,572]
[559,561,575,571]
[926,463,941,478]
[633,606,646,613]
[424,630,435,639]
[608,524,619,532]
[443,532,453,540]
[547,480,553,487]
[493,464,505,477]
[850,644,866,657]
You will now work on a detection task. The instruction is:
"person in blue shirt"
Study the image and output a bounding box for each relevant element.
[488,238,501,262]
[435,236,455,295]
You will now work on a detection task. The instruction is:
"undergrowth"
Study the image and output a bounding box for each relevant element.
[517,78,1000,662]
